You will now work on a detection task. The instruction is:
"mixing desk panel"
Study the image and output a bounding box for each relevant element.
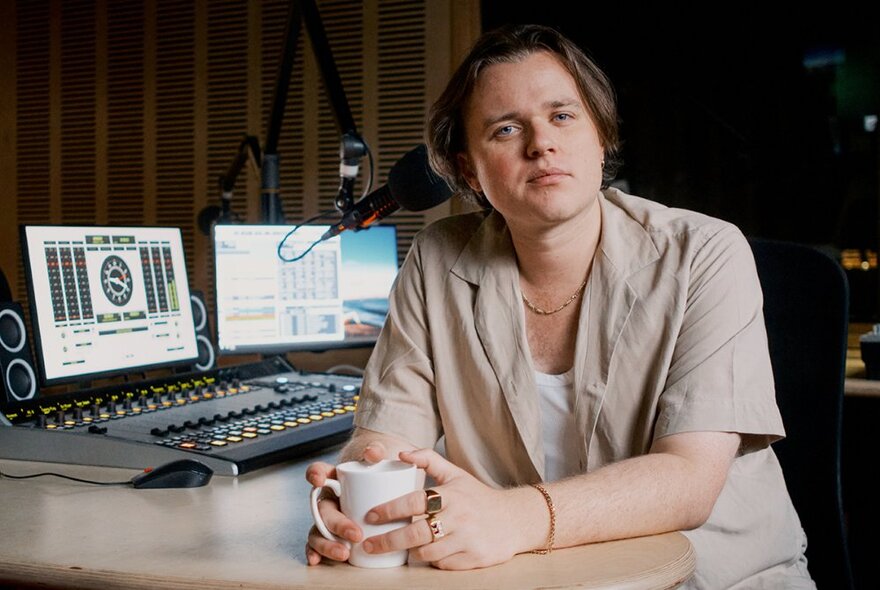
[0,357,360,475]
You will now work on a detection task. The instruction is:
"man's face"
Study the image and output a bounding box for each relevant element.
[458,51,605,231]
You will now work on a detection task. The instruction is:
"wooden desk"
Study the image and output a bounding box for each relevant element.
[0,448,695,589]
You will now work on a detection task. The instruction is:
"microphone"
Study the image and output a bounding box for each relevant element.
[321,144,452,241]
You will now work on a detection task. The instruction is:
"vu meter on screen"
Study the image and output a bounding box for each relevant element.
[21,226,199,383]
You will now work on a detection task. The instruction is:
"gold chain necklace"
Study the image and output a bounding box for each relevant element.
[521,278,588,316]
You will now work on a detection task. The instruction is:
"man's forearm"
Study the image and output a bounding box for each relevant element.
[517,432,740,553]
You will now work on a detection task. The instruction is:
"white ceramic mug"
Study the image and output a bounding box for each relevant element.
[309,459,419,568]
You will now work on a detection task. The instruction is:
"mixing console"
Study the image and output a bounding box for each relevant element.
[0,356,360,475]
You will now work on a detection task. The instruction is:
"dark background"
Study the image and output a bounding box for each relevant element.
[483,1,880,319]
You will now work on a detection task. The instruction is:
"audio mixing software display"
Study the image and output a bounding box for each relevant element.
[213,224,399,354]
[21,226,199,384]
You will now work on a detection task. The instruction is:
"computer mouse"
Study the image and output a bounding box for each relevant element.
[130,458,214,489]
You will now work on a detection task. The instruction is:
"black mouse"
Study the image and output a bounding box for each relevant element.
[130,459,214,489]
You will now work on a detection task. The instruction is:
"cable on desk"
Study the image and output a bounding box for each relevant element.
[0,468,130,486]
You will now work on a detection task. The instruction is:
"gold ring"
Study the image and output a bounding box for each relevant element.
[425,488,442,515]
[426,514,445,541]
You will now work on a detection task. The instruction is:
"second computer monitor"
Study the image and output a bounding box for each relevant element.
[213,224,399,355]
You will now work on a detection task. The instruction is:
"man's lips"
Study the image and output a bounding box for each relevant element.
[528,168,569,183]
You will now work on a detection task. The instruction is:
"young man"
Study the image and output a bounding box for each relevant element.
[307,24,815,588]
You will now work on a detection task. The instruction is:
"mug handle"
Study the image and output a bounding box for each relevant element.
[309,479,350,547]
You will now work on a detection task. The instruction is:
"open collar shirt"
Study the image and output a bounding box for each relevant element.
[355,188,813,588]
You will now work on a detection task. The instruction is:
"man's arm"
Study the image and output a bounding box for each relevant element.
[519,431,742,551]
[364,430,740,570]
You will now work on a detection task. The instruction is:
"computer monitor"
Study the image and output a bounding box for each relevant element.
[213,224,399,355]
[20,225,199,385]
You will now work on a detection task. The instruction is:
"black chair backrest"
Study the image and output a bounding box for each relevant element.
[0,266,11,302]
[748,237,854,590]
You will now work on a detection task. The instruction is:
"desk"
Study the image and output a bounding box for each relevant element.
[0,448,695,589]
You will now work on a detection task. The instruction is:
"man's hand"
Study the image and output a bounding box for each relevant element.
[358,448,535,570]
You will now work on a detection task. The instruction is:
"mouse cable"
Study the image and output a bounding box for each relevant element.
[0,468,131,486]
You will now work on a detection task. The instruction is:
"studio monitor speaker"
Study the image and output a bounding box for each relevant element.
[0,302,39,404]
[190,290,217,372]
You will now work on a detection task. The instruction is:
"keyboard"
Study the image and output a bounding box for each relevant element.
[0,356,360,475]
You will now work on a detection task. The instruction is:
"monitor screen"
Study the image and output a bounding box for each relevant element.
[213,224,399,354]
[20,225,199,384]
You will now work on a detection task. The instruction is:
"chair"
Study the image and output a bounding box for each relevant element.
[748,237,854,590]
[0,266,11,302]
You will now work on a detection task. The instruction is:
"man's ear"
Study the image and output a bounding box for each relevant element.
[456,152,482,194]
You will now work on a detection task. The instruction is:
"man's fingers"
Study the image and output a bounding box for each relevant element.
[307,527,350,562]
[398,448,460,483]
[319,499,363,543]
[367,489,430,524]
[305,461,336,487]
[362,442,388,463]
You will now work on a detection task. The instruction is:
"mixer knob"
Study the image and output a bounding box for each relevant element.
[123,399,133,410]
[55,410,66,424]
[73,408,84,421]
[107,401,117,413]
[90,404,101,416]
[328,384,337,393]
[36,414,47,428]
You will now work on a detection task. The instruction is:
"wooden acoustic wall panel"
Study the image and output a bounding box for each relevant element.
[206,0,248,214]
[106,0,145,226]
[59,0,96,225]
[156,0,197,280]
[376,0,430,264]
[14,0,52,301]
[261,0,307,225]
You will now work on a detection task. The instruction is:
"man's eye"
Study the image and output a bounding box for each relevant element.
[554,113,572,122]
[495,125,515,137]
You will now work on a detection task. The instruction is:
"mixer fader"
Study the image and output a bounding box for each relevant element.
[0,356,361,475]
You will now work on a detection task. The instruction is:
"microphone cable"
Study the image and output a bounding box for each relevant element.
[276,207,341,263]
[277,141,374,264]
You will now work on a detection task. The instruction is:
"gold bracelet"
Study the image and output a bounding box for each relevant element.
[529,483,556,555]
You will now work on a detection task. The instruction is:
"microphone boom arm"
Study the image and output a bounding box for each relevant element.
[263,0,368,222]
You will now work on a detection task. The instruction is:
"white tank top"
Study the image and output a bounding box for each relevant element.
[535,368,580,481]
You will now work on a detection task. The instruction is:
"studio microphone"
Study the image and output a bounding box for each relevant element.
[321,144,452,241]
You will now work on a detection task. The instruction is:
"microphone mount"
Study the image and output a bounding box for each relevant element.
[263,0,368,223]
[209,0,369,228]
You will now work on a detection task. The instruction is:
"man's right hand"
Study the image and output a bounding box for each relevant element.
[305,442,388,565]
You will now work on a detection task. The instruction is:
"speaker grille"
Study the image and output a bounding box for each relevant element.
[0,308,26,353]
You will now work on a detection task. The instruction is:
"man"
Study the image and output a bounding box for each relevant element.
[307,24,814,588]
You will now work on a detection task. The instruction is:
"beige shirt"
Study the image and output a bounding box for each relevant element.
[355,188,814,588]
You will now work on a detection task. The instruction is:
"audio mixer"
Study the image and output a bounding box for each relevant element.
[0,356,360,475]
